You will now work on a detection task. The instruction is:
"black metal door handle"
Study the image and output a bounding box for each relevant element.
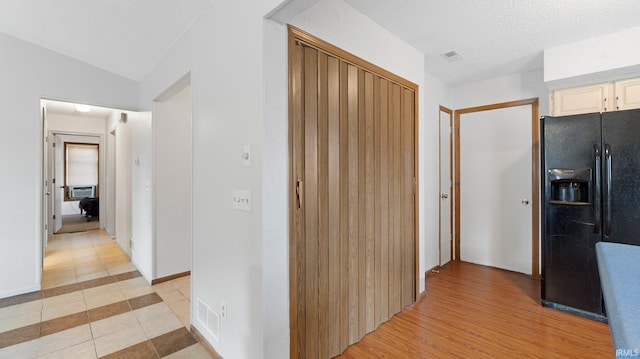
[593,144,601,234]
[604,144,612,237]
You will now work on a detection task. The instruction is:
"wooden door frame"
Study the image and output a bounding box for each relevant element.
[438,106,453,266]
[288,25,420,357]
[453,98,540,277]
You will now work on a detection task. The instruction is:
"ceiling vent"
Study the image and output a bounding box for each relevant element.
[441,50,464,62]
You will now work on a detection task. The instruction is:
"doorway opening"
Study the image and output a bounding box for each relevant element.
[453,98,540,276]
[150,73,193,331]
[55,138,101,234]
[150,73,193,283]
[43,100,114,238]
[41,99,131,282]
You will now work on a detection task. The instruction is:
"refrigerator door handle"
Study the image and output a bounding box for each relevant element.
[594,145,601,234]
[604,144,612,237]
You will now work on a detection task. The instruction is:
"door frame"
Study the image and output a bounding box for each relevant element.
[49,132,104,233]
[41,106,48,270]
[439,106,453,266]
[288,25,420,357]
[453,98,540,277]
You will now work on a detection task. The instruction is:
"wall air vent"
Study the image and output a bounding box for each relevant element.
[197,297,220,342]
[441,50,464,62]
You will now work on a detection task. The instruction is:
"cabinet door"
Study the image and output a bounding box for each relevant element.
[551,83,610,116]
[614,77,640,111]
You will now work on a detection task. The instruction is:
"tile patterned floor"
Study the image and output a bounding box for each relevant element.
[0,230,214,359]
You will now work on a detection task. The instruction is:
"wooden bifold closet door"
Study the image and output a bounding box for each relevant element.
[288,26,418,359]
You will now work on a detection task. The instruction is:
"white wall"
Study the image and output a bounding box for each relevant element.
[454,69,548,114]
[262,20,289,359]
[110,109,153,279]
[138,1,283,357]
[105,113,117,236]
[544,26,640,89]
[0,32,137,299]
[47,113,107,134]
[153,84,192,279]
[130,112,153,282]
[114,112,132,257]
[422,72,453,272]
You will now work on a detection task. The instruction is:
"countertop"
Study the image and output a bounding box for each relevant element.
[596,242,640,358]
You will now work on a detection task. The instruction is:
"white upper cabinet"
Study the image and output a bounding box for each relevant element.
[550,83,611,116]
[614,77,640,111]
[550,77,640,116]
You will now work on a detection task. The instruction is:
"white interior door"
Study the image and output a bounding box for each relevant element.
[459,105,532,275]
[439,109,452,265]
[53,134,63,233]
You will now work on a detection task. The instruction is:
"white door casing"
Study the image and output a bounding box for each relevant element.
[41,106,48,266]
[459,105,533,275]
[439,109,452,265]
[53,134,63,233]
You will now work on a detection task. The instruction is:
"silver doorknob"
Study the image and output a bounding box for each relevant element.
[441,193,449,199]
[522,199,530,205]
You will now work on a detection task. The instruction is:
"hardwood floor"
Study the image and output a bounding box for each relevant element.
[337,261,613,358]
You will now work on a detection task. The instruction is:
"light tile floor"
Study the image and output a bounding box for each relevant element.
[0,230,215,359]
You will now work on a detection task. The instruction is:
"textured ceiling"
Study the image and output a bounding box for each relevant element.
[0,0,212,81]
[344,0,640,85]
[2,0,640,86]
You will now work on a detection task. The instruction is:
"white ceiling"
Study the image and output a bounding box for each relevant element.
[44,99,115,120]
[343,0,640,85]
[2,0,640,86]
[0,0,212,81]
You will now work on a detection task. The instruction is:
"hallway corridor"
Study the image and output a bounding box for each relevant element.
[0,230,213,358]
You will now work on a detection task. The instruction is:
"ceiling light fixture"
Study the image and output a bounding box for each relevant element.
[75,104,91,112]
[441,50,464,62]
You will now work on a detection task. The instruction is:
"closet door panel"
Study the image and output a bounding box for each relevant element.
[338,60,350,353]
[346,63,360,345]
[290,40,305,359]
[303,46,319,359]
[377,78,390,327]
[317,50,329,359]
[389,83,402,316]
[326,55,342,358]
[289,27,418,358]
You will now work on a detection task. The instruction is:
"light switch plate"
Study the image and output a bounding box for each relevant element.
[232,190,251,212]
[243,145,251,167]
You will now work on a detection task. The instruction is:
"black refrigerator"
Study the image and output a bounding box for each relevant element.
[541,109,640,321]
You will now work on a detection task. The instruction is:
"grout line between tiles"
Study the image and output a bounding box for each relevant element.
[1,231,199,358]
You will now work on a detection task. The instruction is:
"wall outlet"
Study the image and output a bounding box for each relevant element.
[221,302,227,322]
